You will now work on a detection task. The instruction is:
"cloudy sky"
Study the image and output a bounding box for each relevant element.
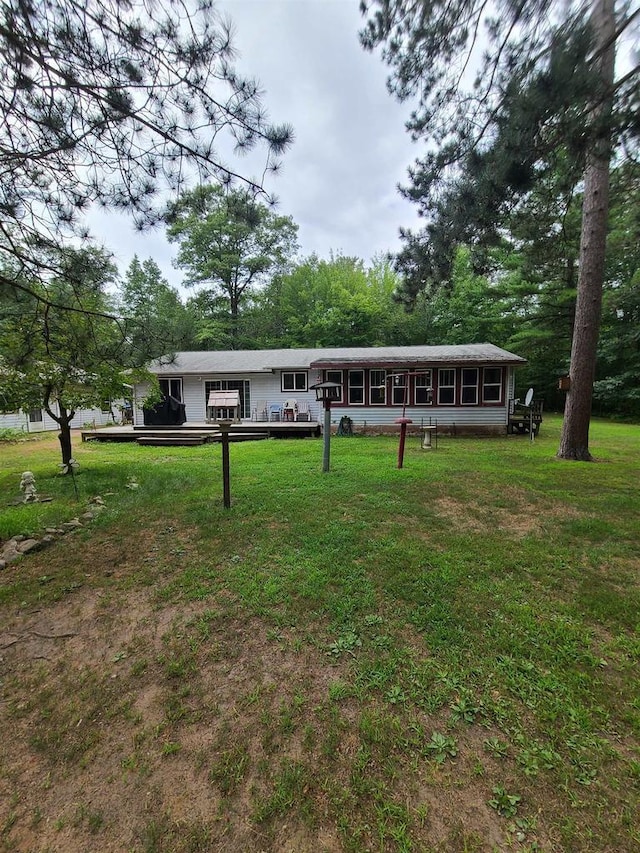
[98,0,423,286]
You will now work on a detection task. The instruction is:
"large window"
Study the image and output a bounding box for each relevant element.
[159,378,183,401]
[482,367,503,403]
[370,369,386,405]
[281,371,307,392]
[348,370,365,405]
[415,371,433,405]
[205,380,250,418]
[461,368,479,405]
[326,370,343,403]
[438,369,456,405]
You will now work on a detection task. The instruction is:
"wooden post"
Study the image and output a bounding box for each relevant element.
[220,420,231,508]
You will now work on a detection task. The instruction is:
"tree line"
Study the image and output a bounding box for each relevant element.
[3,160,636,475]
[125,159,640,422]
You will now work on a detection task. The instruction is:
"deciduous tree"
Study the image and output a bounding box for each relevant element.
[0,248,142,470]
[166,184,298,347]
[255,253,424,348]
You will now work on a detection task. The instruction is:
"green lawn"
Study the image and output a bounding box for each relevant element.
[1,416,639,852]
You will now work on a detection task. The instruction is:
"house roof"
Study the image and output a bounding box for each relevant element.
[149,345,526,375]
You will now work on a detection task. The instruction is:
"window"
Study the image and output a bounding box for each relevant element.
[159,378,183,401]
[482,367,502,402]
[281,371,307,392]
[438,369,456,405]
[461,368,479,405]
[28,408,43,423]
[391,372,408,406]
[348,370,365,404]
[326,370,343,403]
[414,371,433,405]
[370,369,386,405]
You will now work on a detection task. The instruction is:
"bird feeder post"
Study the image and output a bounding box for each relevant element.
[219,419,232,508]
[392,372,412,469]
[395,417,412,468]
[310,381,342,473]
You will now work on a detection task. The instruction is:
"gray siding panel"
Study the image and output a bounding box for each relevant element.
[0,411,28,431]
[326,406,507,428]
[0,406,120,431]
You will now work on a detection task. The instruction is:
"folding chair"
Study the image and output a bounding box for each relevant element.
[251,400,267,421]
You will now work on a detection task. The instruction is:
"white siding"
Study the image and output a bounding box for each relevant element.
[182,377,205,421]
[0,411,29,431]
[135,366,517,432]
[0,405,121,432]
[66,406,122,428]
[327,405,507,429]
[180,375,322,423]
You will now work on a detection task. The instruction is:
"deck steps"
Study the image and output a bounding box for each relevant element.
[209,432,269,443]
[136,435,209,446]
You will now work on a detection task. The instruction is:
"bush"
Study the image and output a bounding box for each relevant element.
[0,427,28,442]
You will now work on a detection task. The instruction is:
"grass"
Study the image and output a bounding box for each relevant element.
[0,416,639,852]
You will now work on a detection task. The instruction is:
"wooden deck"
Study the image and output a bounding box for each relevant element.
[81,420,321,445]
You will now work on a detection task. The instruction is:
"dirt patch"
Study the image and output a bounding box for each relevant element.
[434,489,585,538]
[0,574,543,853]
[0,586,339,852]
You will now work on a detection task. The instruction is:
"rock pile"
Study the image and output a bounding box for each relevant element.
[0,496,106,570]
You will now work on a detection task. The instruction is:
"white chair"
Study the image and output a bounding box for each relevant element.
[282,399,298,421]
[296,401,311,421]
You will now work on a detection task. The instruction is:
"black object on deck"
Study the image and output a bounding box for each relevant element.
[143,395,187,426]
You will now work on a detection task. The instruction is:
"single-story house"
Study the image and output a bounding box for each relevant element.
[134,344,527,435]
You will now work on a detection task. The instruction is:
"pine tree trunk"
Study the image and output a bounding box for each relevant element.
[230,289,239,348]
[557,0,616,461]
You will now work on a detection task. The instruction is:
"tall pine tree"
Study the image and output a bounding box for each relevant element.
[361,0,639,459]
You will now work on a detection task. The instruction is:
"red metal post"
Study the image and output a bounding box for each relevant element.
[395,417,412,469]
